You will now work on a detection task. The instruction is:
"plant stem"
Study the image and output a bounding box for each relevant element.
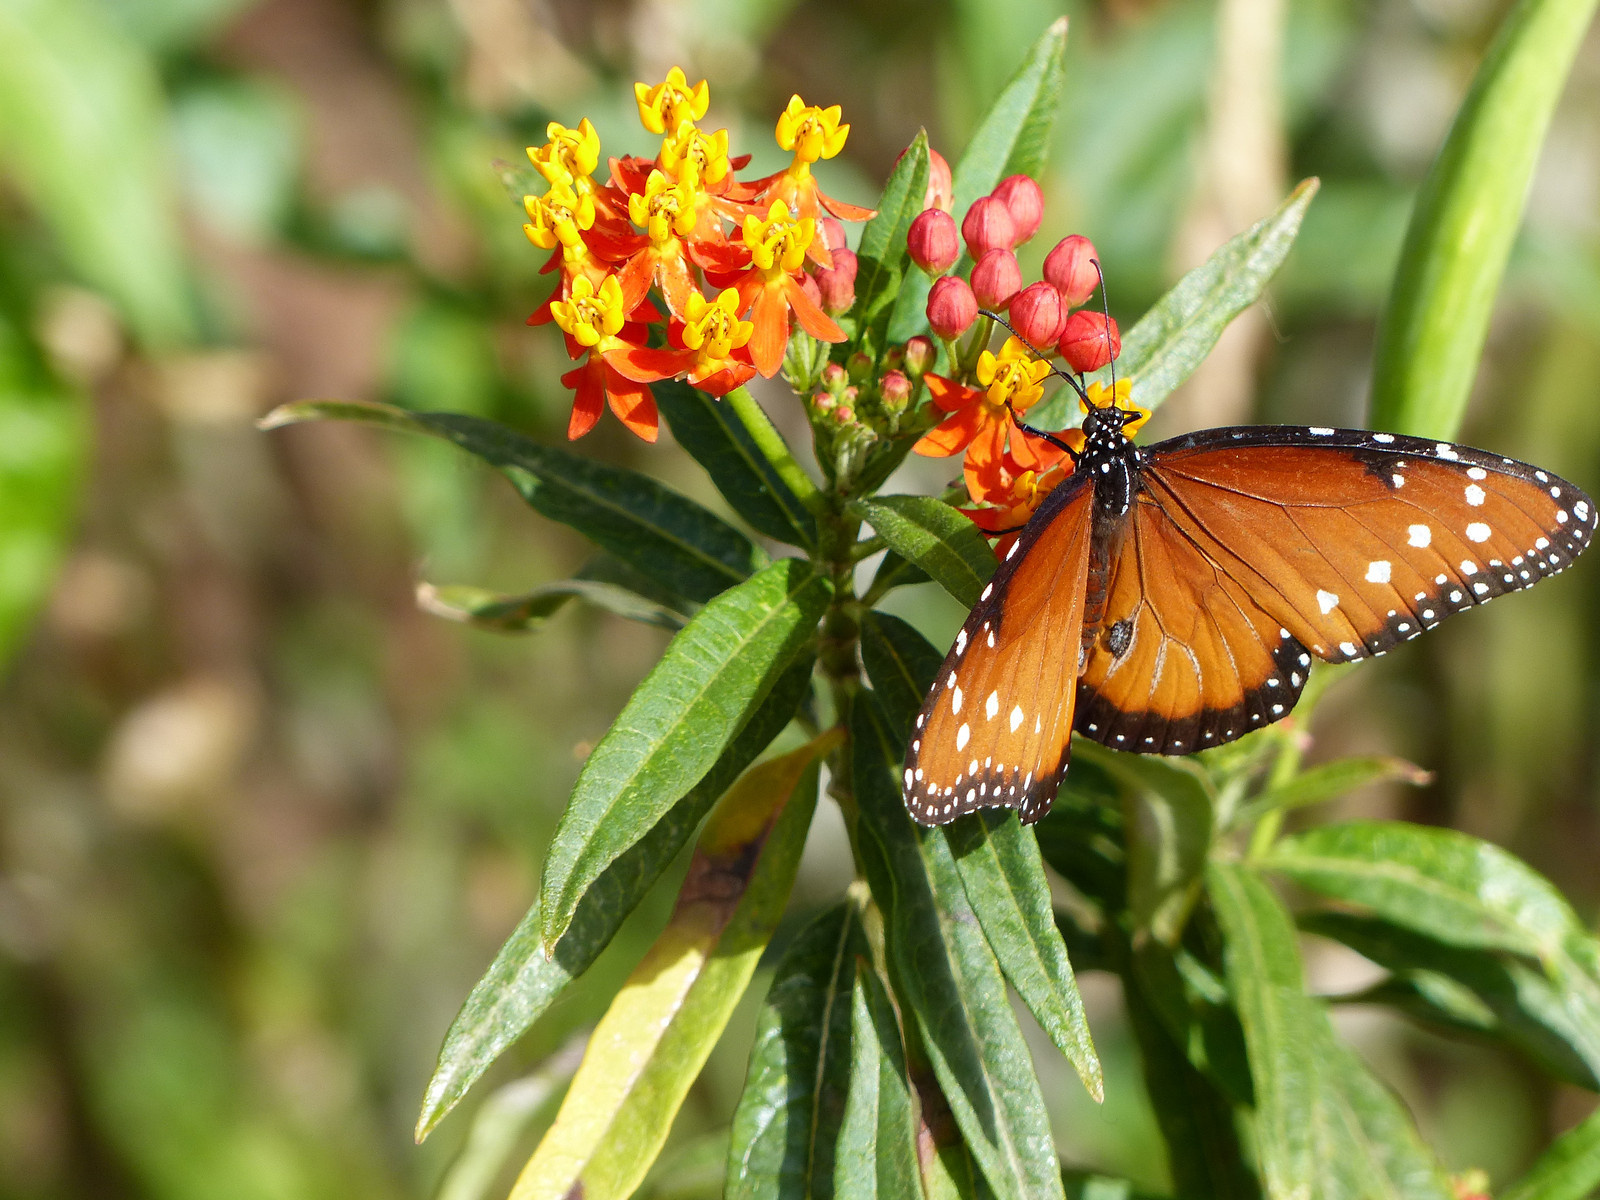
[724,387,828,515]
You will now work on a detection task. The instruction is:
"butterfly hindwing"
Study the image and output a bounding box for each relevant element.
[902,472,1095,825]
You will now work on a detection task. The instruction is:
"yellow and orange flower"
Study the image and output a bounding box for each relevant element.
[713,200,845,376]
[914,337,1056,472]
[961,439,1077,558]
[635,67,710,136]
[606,288,757,397]
[548,275,660,442]
[1081,377,1149,437]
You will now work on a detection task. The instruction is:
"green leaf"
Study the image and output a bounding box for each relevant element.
[655,381,818,548]
[1232,756,1430,828]
[261,400,762,604]
[1304,911,1600,1091]
[539,559,829,948]
[944,811,1101,1100]
[508,739,826,1200]
[1127,942,1254,1108]
[853,697,1065,1200]
[1501,1103,1600,1200]
[854,131,930,361]
[851,495,995,609]
[859,611,945,736]
[1261,820,1585,962]
[416,578,684,634]
[1078,745,1214,946]
[1032,759,1127,908]
[865,551,932,601]
[1060,1173,1169,1200]
[1370,0,1600,439]
[889,18,1070,343]
[1031,180,1320,431]
[834,963,922,1200]
[0,320,85,672]
[727,900,867,1200]
[0,0,194,347]
[414,654,815,1139]
[1208,863,1452,1200]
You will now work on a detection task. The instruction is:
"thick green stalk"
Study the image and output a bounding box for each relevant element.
[1369,0,1598,438]
[724,386,828,515]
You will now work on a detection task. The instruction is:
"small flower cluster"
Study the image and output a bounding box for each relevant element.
[523,69,873,442]
[903,169,1141,553]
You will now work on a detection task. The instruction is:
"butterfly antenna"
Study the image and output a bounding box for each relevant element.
[977,308,1091,405]
[1091,258,1119,406]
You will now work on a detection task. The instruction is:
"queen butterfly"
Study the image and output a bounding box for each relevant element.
[901,396,1597,827]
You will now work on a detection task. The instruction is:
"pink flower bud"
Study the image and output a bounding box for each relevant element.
[927,275,978,340]
[907,209,960,275]
[927,150,954,212]
[1008,281,1066,349]
[970,248,1022,309]
[992,175,1044,245]
[1058,310,1121,374]
[961,197,1016,258]
[818,217,848,253]
[821,362,848,391]
[815,248,857,314]
[1043,235,1101,308]
[902,335,935,378]
[880,369,912,411]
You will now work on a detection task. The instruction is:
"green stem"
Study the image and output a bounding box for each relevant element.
[724,386,828,516]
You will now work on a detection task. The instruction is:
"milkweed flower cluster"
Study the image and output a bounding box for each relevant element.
[522,69,874,442]
[905,171,1140,549]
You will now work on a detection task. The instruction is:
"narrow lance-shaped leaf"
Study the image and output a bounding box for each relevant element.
[1501,1102,1600,1200]
[1030,179,1320,431]
[1261,820,1585,962]
[414,655,814,1139]
[1232,756,1431,829]
[415,578,683,634]
[540,559,830,948]
[889,19,1070,343]
[261,400,762,604]
[834,962,922,1200]
[854,131,930,361]
[655,380,818,548]
[851,495,996,609]
[508,734,834,1200]
[727,900,868,1200]
[853,697,1066,1200]
[1370,0,1600,439]
[859,611,945,736]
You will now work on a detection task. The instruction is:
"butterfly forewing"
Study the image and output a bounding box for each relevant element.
[902,473,1095,825]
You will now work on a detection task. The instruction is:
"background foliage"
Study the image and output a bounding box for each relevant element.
[4,0,1600,1197]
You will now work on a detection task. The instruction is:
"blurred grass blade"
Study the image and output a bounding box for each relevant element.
[854,130,929,360]
[1261,820,1585,961]
[415,656,814,1140]
[943,811,1102,1099]
[539,559,830,948]
[1304,911,1600,1091]
[1208,863,1454,1200]
[853,698,1065,1200]
[261,400,763,604]
[851,495,995,609]
[1233,756,1431,828]
[1032,180,1320,430]
[889,19,1070,342]
[0,0,194,347]
[655,381,818,548]
[509,736,830,1200]
[0,320,86,672]
[726,900,867,1200]
[1501,1103,1600,1200]
[416,578,684,633]
[834,963,922,1200]
[1370,0,1600,438]
[858,611,944,735]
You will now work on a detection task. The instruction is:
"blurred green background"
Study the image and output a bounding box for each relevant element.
[2,0,1599,1196]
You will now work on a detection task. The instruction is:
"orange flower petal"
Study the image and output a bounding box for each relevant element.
[818,193,877,222]
[693,361,758,396]
[746,286,791,377]
[923,374,981,414]
[604,367,659,442]
[913,403,985,457]
[784,275,845,343]
[604,345,690,383]
[562,359,605,440]
[656,253,701,321]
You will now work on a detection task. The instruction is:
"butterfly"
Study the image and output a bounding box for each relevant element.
[901,392,1597,826]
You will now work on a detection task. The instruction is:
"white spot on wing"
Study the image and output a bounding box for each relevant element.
[1373,433,1394,443]
[952,688,963,714]
[1466,522,1491,543]
[956,723,970,751]
[1317,589,1339,614]
[985,691,999,720]
[1467,467,1487,480]
[1010,705,1023,732]
[1435,443,1459,460]
[1408,524,1431,547]
[1465,484,1486,506]
[1365,560,1391,583]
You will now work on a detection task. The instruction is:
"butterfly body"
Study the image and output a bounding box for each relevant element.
[902,412,1596,827]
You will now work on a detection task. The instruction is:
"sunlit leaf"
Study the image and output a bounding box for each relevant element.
[509,735,833,1200]
[416,578,684,634]
[1501,1102,1600,1200]
[1233,756,1430,828]
[854,131,929,361]
[834,964,921,1200]
[851,495,995,609]
[858,610,944,735]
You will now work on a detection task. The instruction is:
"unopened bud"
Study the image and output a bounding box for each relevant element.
[961,196,1016,258]
[818,216,848,253]
[815,248,857,314]
[926,149,953,212]
[970,248,1022,309]
[821,362,849,393]
[812,390,836,414]
[1058,310,1120,374]
[1008,281,1066,349]
[880,369,912,412]
[1043,235,1100,307]
[902,335,935,378]
[881,345,905,372]
[847,352,873,383]
[835,405,856,424]
[907,209,960,275]
[992,175,1044,245]
[927,275,978,340]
